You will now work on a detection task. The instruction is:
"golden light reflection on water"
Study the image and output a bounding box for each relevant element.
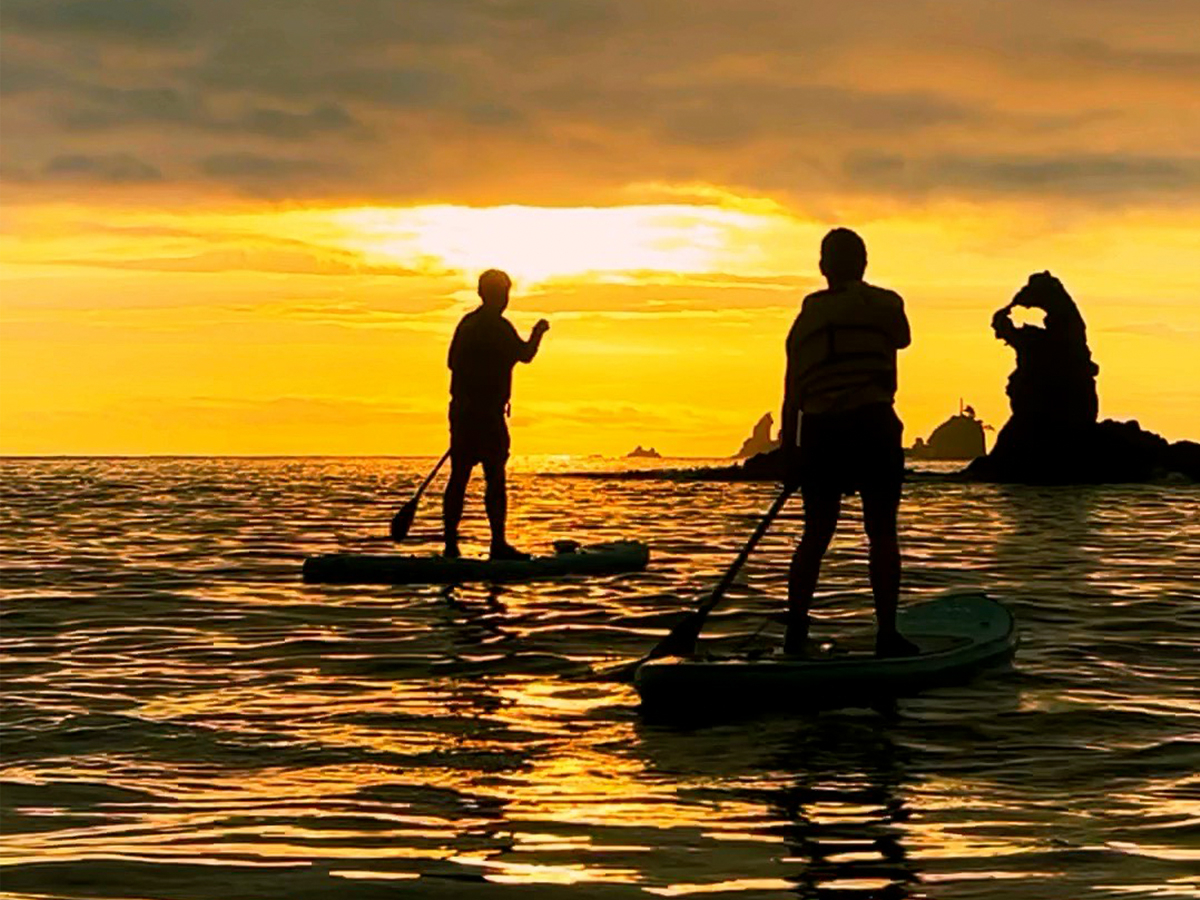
[2,458,1199,898]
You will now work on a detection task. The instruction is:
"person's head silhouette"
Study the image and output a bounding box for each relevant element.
[478,269,512,312]
[819,228,867,287]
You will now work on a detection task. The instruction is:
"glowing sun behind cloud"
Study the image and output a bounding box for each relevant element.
[331,204,795,283]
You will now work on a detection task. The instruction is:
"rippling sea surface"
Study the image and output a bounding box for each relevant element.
[2,457,1198,900]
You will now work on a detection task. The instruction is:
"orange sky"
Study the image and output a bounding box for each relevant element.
[2,1,1198,455]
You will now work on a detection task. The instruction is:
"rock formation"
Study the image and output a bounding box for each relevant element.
[908,403,988,460]
[625,445,662,459]
[967,272,1198,483]
[734,412,781,459]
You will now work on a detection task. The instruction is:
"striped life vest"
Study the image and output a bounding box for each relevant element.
[786,282,910,415]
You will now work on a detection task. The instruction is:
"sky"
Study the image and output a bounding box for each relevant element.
[1,0,1198,456]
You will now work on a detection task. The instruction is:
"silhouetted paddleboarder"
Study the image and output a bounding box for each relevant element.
[443,269,549,560]
[781,228,918,657]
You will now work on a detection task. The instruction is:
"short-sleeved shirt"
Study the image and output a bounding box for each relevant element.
[785,281,910,415]
[448,307,528,414]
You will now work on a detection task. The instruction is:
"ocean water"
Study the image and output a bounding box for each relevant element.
[1,457,1198,900]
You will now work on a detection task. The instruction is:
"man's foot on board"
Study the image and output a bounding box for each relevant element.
[443,540,461,559]
[875,631,920,658]
[779,638,835,659]
[489,542,531,562]
[782,618,810,657]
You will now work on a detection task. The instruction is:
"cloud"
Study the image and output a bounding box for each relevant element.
[844,152,1200,198]
[2,0,1200,206]
[55,83,364,141]
[1060,39,1200,76]
[43,249,426,278]
[42,153,162,182]
[540,82,975,148]
[510,399,738,434]
[2,0,190,42]
[198,152,334,181]
[1102,322,1200,341]
[236,104,359,140]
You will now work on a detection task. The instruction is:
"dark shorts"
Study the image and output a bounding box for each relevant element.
[449,405,509,468]
[796,403,904,499]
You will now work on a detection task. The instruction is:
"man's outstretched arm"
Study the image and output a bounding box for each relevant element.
[515,319,550,363]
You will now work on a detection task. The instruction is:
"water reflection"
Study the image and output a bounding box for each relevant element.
[770,725,916,899]
[633,714,919,898]
[1,458,1198,899]
[990,484,1101,594]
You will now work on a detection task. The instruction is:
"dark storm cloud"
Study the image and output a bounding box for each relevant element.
[654,85,972,146]
[195,53,458,108]
[56,86,204,130]
[199,153,333,181]
[2,0,1198,205]
[0,60,69,95]
[844,152,1200,197]
[237,104,359,140]
[3,0,191,41]
[42,153,162,182]
[1061,39,1200,76]
[54,83,364,141]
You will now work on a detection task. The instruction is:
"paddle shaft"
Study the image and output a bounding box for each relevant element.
[390,450,451,541]
[413,449,451,501]
[644,484,794,661]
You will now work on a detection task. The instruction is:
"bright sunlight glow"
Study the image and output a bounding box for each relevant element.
[332,204,787,283]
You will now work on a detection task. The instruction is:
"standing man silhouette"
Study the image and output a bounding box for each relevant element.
[780,229,918,657]
[443,269,549,560]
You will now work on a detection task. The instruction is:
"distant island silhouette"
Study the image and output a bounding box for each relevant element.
[733,412,781,459]
[907,402,990,461]
[625,445,662,459]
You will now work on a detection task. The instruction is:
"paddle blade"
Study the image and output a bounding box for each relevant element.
[593,614,701,685]
[389,500,417,542]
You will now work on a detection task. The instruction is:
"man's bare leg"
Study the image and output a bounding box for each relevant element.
[483,458,528,560]
[785,489,841,654]
[442,460,471,558]
[862,485,917,656]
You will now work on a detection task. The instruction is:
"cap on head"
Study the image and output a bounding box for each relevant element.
[477,268,512,307]
[819,228,867,283]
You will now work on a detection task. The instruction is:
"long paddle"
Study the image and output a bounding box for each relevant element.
[605,484,794,681]
[389,450,451,542]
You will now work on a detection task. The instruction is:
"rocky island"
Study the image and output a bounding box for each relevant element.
[965,272,1200,483]
[625,445,662,459]
[733,412,781,459]
[908,403,989,461]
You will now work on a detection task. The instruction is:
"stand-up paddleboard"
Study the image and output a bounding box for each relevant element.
[303,540,649,585]
[635,592,1016,715]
